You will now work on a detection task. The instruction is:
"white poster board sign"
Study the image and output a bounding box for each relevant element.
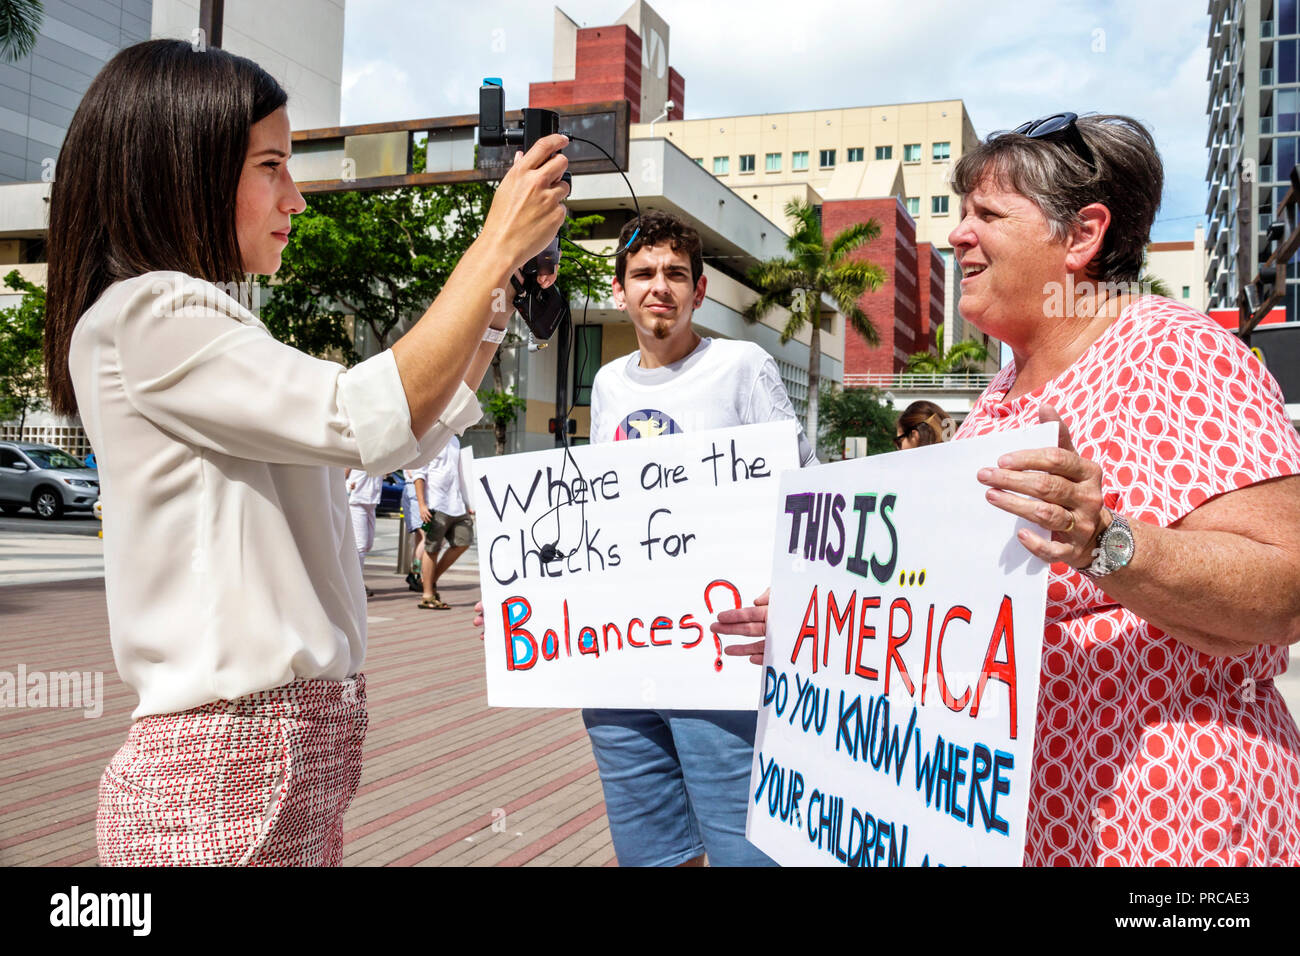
[473,420,799,709]
[747,424,1054,867]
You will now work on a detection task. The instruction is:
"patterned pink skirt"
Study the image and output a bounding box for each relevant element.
[97,675,367,866]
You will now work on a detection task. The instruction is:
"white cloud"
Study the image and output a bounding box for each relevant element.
[342,0,1212,239]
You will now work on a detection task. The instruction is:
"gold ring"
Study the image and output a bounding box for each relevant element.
[1063,512,1075,534]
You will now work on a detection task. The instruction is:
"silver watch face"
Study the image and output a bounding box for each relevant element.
[1102,518,1134,568]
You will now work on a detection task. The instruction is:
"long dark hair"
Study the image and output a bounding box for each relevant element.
[45,39,287,415]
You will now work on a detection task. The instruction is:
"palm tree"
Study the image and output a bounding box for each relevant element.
[905,322,991,375]
[0,0,41,63]
[744,199,886,441]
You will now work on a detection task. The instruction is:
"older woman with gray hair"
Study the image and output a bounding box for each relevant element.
[954,112,1300,865]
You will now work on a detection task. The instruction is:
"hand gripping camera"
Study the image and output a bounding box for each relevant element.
[479,78,571,342]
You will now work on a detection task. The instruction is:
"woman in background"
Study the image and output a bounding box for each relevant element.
[894,399,953,450]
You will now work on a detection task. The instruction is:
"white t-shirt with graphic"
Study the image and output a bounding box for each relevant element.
[589,336,817,465]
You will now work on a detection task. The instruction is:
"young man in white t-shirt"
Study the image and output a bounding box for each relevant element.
[584,211,816,867]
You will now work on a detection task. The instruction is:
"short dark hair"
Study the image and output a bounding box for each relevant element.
[614,211,704,287]
[950,114,1163,285]
[45,39,287,416]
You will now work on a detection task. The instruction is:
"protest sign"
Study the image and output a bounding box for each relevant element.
[473,420,799,709]
[746,424,1054,867]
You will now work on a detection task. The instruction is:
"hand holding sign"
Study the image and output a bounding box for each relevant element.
[976,405,1107,569]
[713,588,769,664]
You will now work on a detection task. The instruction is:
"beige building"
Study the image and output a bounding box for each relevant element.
[1146,225,1209,313]
[631,99,982,349]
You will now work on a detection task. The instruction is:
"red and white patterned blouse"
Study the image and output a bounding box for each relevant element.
[957,295,1300,865]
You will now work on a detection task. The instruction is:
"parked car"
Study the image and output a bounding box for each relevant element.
[377,472,405,516]
[0,442,100,519]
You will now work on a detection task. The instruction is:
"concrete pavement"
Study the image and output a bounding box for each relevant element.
[4,520,1300,867]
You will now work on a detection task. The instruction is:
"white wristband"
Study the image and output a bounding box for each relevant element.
[483,326,507,344]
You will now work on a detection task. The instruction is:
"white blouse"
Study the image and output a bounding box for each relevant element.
[69,272,481,718]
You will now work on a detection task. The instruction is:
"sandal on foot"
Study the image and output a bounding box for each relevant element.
[418,597,450,610]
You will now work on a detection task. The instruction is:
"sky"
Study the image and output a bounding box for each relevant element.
[340,0,1212,242]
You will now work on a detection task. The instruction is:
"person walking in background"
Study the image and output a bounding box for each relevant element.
[345,468,383,596]
[401,466,427,592]
[415,435,473,610]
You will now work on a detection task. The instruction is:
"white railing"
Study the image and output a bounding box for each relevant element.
[845,372,997,390]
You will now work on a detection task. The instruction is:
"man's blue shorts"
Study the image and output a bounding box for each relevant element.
[582,708,777,867]
[401,482,421,533]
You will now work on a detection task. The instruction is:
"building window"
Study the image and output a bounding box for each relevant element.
[846,147,864,162]
[712,156,730,175]
[933,141,951,161]
[931,195,949,215]
[1283,36,1300,84]
[819,149,836,168]
[693,157,704,166]
[1182,285,1191,299]
[765,152,782,172]
[1279,88,1299,132]
[875,145,893,160]
[904,143,922,163]
[777,360,809,420]
[1281,0,1299,36]
[739,154,755,173]
[573,325,602,406]
[792,150,809,171]
[906,197,920,216]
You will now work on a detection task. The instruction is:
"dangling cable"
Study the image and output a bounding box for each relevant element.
[559,132,641,257]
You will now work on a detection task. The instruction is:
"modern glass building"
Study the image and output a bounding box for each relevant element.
[1207,0,1300,319]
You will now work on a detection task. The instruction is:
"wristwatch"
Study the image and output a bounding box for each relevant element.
[1080,512,1135,579]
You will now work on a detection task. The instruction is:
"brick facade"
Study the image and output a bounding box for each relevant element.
[915,241,945,353]
[824,197,937,378]
[667,67,685,119]
[530,25,649,122]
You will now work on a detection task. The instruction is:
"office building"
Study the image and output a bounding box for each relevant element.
[0,0,345,451]
[529,3,998,379]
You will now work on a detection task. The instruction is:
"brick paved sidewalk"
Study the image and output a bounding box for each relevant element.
[0,568,615,866]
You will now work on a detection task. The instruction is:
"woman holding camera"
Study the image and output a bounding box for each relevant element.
[44,39,569,866]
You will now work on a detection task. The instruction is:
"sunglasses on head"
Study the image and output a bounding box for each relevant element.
[1010,111,1095,170]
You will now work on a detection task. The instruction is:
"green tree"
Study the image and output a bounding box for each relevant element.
[477,385,527,456]
[266,145,614,455]
[0,0,42,63]
[904,322,991,374]
[743,199,887,441]
[0,269,46,431]
[263,181,496,361]
[817,382,898,460]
